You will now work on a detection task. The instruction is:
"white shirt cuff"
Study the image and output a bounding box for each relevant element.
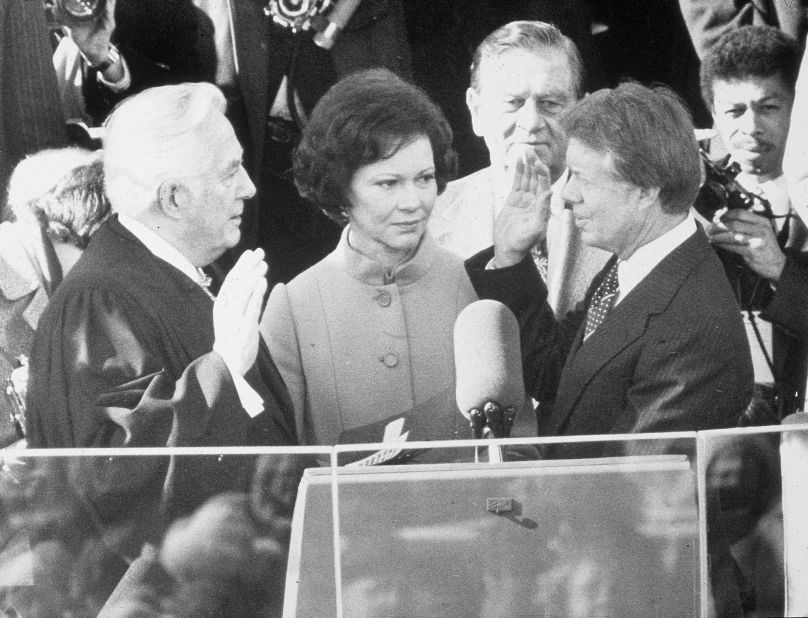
[218,354,264,418]
[97,55,132,92]
[230,371,265,418]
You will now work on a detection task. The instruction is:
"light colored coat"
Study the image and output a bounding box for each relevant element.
[428,166,611,316]
[261,228,478,446]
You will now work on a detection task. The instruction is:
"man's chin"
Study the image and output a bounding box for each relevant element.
[223,228,241,251]
[734,151,779,176]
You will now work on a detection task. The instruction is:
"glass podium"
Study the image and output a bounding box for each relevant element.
[1,420,806,617]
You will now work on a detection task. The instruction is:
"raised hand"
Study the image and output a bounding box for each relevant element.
[707,208,786,282]
[60,0,117,67]
[213,249,269,376]
[492,150,552,268]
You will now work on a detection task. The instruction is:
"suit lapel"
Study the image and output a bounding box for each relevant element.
[543,229,712,436]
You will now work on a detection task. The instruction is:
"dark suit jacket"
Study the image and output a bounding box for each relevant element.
[229,0,411,186]
[467,227,754,459]
[762,250,808,408]
[763,250,808,338]
[83,0,216,124]
[679,0,808,59]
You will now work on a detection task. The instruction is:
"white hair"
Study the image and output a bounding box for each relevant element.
[103,82,227,216]
[6,147,97,221]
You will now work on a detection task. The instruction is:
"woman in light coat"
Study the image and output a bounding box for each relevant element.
[260,69,478,447]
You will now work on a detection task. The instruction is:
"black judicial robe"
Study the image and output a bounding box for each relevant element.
[25,216,297,536]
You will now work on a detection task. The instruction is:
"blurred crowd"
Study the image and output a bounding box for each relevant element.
[1,0,807,616]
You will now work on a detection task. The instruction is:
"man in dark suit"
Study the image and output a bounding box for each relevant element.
[466,82,753,460]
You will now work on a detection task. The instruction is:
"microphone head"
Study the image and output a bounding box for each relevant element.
[453,299,525,418]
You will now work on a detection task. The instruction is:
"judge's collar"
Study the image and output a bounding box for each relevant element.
[117,214,208,286]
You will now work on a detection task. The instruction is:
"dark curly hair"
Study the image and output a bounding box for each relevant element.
[293,68,457,224]
[700,25,799,109]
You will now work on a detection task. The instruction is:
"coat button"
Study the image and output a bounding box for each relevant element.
[382,353,398,367]
[375,290,392,307]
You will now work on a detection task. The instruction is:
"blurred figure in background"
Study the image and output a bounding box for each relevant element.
[48,0,216,138]
[0,0,68,202]
[261,68,477,447]
[0,147,108,446]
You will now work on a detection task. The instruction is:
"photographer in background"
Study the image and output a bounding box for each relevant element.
[697,25,807,420]
[48,0,215,138]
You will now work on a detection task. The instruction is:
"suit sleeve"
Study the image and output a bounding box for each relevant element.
[761,251,808,338]
[465,247,585,403]
[677,0,758,59]
[26,286,250,449]
[85,0,216,121]
[260,283,307,441]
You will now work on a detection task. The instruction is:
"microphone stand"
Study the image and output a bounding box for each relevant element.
[467,402,516,463]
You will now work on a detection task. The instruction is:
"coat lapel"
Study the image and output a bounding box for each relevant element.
[543,229,712,436]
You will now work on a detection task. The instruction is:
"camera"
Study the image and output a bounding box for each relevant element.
[264,0,332,32]
[44,0,106,27]
[694,148,774,222]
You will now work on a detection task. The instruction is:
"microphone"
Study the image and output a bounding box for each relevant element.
[313,0,363,49]
[454,300,525,442]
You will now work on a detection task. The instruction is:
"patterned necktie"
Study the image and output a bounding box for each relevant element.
[584,262,619,340]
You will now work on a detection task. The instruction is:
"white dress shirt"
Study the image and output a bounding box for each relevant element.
[615,216,698,306]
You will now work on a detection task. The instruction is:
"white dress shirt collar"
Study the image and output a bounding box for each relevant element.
[616,215,697,305]
[117,214,208,286]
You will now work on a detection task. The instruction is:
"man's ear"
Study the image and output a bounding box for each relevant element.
[157,179,187,220]
[636,185,661,211]
[466,87,484,137]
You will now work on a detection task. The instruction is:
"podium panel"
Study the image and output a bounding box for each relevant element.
[284,456,700,617]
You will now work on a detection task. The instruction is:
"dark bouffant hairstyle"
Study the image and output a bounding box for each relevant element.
[293,68,457,224]
[700,25,799,108]
[562,82,701,214]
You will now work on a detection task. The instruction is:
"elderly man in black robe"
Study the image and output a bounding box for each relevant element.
[23,82,296,560]
[26,81,295,451]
